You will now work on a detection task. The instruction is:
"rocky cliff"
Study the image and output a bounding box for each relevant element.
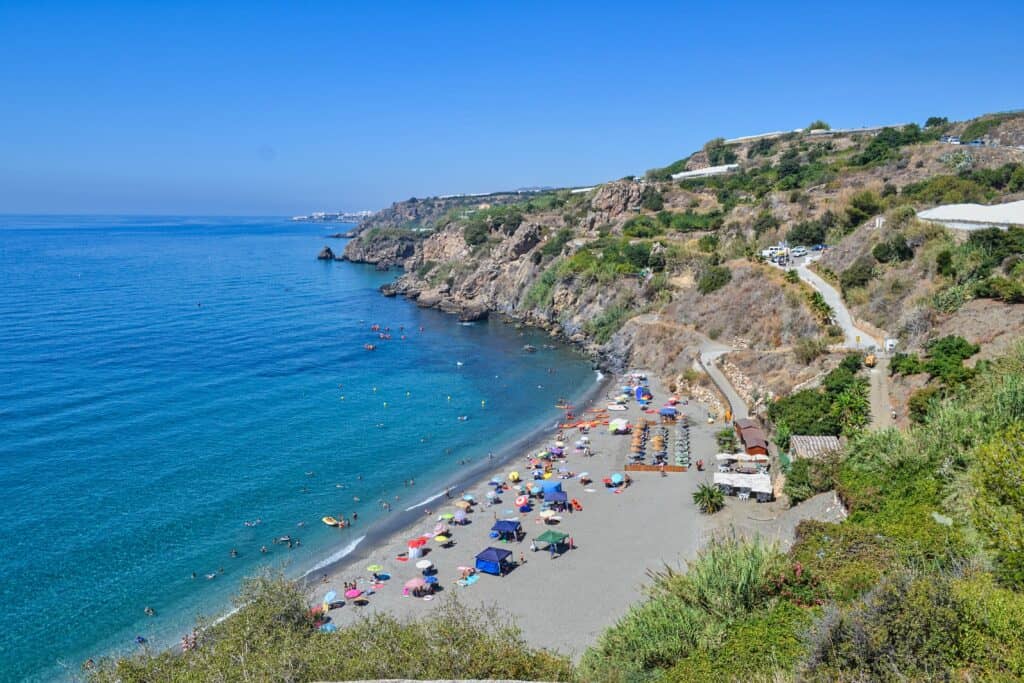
[338,112,1024,404]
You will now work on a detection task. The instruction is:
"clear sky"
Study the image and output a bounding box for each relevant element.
[1,1,1022,215]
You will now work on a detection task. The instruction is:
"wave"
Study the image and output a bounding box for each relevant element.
[403,490,447,511]
[306,535,367,574]
[595,369,605,381]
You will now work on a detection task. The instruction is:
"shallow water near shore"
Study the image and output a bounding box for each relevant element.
[0,216,597,682]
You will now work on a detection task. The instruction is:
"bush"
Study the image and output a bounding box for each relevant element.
[925,116,949,128]
[697,234,719,253]
[890,352,925,376]
[697,265,731,294]
[90,574,574,683]
[970,424,1024,587]
[807,119,830,131]
[585,303,634,343]
[794,337,827,365]
[844,190,882,228]
[703,137,738,165]
[693,482,725,514]
[621,215,663,238]
[839,255,876,292]
[785,451,842,505]
[640,186,664,211]
[872,234,914,263]
[539,227,573,258]
[463,221,489,246]
[787,219,827,245]
[753,211,780,236]
[907,385,940,423]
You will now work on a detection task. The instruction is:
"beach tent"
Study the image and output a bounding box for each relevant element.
[545,491,568,504]
[491,519,522,541]
[475,547,513,576]
[635,386,645,401]
[659,406,677,417]
[535,529,570,557]
[540,480,562,495]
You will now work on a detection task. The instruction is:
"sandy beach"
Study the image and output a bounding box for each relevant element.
[310,373,725,658]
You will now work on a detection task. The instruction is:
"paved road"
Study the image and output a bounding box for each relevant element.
[795,255,878,350]
[868,355,894,428]
[698,339,749,421]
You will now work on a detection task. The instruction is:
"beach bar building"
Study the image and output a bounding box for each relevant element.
[475,547,513,576]
[713,471,773,502]
[734,418,769,456]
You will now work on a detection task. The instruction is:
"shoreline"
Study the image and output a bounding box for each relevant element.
[310,371,728,660]
[297,370,614,591]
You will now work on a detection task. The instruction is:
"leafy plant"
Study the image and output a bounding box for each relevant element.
[693,482,725,514]
[697,265,731,294]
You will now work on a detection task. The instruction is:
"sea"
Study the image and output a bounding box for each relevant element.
[0,215,599,682]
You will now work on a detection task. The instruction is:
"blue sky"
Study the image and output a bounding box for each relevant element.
[1,1,1022,215]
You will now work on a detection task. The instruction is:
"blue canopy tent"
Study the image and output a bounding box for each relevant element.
[491,519,523,542]
[540,480,562,495]
[659,406,677,417]
[635,385,645,401]
[475,547,513,576]
[544,490,569,511]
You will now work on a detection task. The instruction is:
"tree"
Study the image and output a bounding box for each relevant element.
[693,483,725,514]
[806,120,830,131]
[831,380,870,435]
[704,138,738,165]
[925,116,949,128]
[787,219,827,246]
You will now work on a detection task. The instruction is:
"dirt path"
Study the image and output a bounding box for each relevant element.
[698,340,749,420]
[797,255,878,350]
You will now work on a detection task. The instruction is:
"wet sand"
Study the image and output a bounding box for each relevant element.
[312,374,724,659]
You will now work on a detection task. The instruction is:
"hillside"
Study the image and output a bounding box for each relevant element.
[341,112,1024,403]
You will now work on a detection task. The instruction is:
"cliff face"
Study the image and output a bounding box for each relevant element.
[339,113,1024,397]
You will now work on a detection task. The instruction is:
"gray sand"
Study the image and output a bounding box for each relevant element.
[315,375,728,659]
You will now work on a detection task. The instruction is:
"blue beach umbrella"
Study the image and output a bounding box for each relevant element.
[425,575,439,584]
[611,473,624,485]
[463,494,475,501]
[323,590,337,603]
[320,623,338,633]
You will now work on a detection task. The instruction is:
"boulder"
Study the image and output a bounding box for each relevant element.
[317,246,335,260]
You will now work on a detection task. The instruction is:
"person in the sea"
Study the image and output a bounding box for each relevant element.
[144,606,155,616]
[230,548,238,557]
[260,545,268,554]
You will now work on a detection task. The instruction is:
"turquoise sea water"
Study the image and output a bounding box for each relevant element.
[0,216,597,682]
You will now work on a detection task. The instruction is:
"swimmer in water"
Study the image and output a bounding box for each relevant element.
[144,606,155,616]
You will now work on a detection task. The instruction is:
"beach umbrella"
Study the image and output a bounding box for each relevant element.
[577,472,589,480]
[527,482,540,493]
[515,495,528,507]
[320,623,338,633]
[540,509,556,519]
[508,471,520,482]
[323,590,337,603]
[462,494,475,501]
[344,588,362,599]
[415,559,433,570]
[434,535,450,543]
[555,441,565,448]
[365,565,382,573]
[405,577,427,589]
[439,513,455,521]
[611,473,624,485]
[485,490,498,499]
[454,500,471,510]
[453,509,467,522]
[433,523,449,535]
[407,538,427,548]
[425,575,438,584]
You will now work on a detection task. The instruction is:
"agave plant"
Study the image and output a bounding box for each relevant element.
[692,482,725,514]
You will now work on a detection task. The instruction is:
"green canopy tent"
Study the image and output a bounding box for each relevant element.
[535,530,570,558]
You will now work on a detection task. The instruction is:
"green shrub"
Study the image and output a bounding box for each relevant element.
[621,215,663,238]
[787,218,827,245]
[851,125,926,166]
[703,137,738,165]
[807,119,830,131]
[540,227,573,258]
[891,352,925,375]
[839,255,876,292]
[753,210,780,236]
[693,482,725,514]
[640,186,664,211]
[785,450,842,505]
[463,221,489,245]
[697,265,731,294]
[970,424,1024,587]
[585,303,634,343]
[90,574,574,683]
[794,337,827,365]
[872,234,913,263]
[844,190,882,228]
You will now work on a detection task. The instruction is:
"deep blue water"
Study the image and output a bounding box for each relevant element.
[0,216,596,682]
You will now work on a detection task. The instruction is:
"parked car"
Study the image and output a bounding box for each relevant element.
[791,246,808,257]
[811,244,826,251]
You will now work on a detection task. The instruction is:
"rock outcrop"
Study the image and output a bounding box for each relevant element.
[317,246,335,260]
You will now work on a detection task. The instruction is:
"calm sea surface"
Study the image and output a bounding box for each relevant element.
[0,216,596,682]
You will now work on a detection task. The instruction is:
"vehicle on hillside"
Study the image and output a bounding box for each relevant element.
[811,244,826,251]
[791,246,808,257]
